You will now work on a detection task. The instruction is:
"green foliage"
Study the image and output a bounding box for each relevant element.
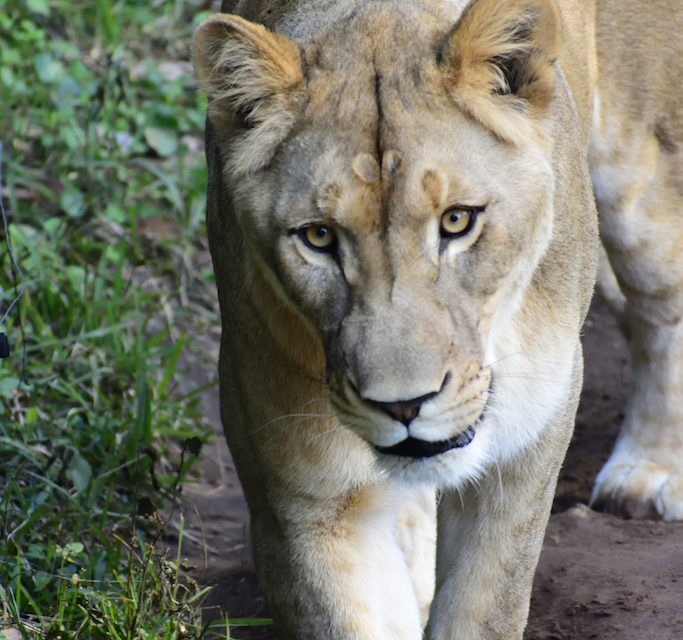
[0,0,208,235]
[0,0,227,637]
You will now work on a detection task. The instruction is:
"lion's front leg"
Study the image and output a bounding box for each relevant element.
[425,439,564,640]
[250,479,431,640]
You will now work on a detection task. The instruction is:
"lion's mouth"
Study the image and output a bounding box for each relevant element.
[375,425,476,459]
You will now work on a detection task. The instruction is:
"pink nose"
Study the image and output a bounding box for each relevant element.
[373,390,438,426]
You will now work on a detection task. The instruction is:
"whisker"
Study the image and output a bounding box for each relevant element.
[494,458,504,507]
[311,422,349,439]
[253,410,334,434]
[484,351,525,368]
[491,373,566,384]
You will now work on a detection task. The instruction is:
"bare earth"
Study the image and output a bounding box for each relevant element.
[173,297,683,639]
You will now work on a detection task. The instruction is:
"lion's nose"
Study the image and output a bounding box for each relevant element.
[373,391,439,426]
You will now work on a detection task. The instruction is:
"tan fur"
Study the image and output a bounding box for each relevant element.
[193,14,305,174]
[193,0,681,637]
[587,0,683,520]
[440,0,561,145]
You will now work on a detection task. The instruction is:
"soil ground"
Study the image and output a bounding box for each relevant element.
[172,297,683,639]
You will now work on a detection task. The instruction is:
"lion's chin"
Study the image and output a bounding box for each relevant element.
[375,425,476,459]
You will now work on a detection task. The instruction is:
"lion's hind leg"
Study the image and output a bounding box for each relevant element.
[588,306,683,521]
[589,79,683,521]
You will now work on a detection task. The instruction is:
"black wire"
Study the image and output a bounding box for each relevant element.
[0,141,27,358]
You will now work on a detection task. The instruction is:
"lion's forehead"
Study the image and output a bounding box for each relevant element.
[309,147,491,234]
[315,151,439,234]
[302,5,449,129]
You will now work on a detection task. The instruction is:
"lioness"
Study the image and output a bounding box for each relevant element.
[193,0,682,637]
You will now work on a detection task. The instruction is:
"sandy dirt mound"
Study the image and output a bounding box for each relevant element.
[173,298,683,639]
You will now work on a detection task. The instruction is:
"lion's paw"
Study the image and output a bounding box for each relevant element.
[590,457,683,521]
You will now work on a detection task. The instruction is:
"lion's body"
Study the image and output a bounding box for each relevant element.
[193,0,682,637]
[588,0,683,520]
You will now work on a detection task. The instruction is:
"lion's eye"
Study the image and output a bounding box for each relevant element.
[439,207,479,238]
[300,225,337,252]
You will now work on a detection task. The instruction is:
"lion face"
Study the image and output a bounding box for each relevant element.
[195,1,590,484]
[253,115,553,452]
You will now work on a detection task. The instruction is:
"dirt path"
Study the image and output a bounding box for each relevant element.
[173,298,683,639]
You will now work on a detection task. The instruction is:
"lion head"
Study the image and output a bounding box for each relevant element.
[194,0,597,487]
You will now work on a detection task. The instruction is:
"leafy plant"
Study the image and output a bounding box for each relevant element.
[0,0,230,637]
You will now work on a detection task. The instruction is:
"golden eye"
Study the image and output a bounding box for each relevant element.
[440,208,478,238]
[301,225,337,252]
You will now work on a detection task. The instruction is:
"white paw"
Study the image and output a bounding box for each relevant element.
[590,457,683,521]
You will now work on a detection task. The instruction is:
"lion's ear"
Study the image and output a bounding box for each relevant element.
[439,0,561,144]
[193,14,305,173]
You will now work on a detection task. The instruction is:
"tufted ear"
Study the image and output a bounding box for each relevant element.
[193,14,305,174]
[439,0,561,144]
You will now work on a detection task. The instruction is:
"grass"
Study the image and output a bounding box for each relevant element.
[0,0,244,637]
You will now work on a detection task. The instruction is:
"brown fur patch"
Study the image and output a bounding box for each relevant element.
[421,170,444,209]
[352,153,380,183]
